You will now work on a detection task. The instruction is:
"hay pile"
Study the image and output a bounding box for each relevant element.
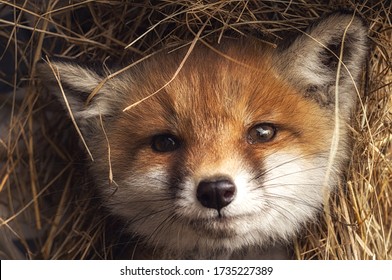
[0,0,391,259]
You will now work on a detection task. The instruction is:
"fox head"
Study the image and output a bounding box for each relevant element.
[39,13,368,258]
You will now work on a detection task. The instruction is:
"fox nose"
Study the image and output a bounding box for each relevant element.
[196,179,236,211]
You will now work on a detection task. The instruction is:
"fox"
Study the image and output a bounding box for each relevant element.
[38,12,368,259]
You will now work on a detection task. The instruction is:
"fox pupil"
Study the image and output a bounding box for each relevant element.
[151,134,180,152]
[247,123,276,144]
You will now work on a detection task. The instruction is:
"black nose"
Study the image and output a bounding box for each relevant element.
[196,179,236,211]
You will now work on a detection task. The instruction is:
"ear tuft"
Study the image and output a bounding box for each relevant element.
[37,61,113,119]
[278,12,369,110]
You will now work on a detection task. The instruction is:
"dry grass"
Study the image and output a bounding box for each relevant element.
[0,0,391,259]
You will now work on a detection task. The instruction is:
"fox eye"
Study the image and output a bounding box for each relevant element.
[151,134,180,152]
[247,123,276,144]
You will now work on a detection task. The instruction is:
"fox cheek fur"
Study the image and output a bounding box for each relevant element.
[38,12,368,258]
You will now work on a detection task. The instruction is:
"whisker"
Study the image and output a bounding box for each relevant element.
[261,193,324,211]
[250,165,329,190]
[250,151,329,182]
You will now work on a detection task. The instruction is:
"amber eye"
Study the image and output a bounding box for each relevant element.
[247,123,277,144]
[151,134,180,152]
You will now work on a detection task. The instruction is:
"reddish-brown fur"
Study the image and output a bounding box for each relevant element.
[104,42,332,184]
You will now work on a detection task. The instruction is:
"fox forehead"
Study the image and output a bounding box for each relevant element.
[106,42,332,170]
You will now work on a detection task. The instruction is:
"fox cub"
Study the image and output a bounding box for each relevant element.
[39,13,368,259]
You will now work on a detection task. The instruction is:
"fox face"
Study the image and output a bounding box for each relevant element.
[39,13,368,259]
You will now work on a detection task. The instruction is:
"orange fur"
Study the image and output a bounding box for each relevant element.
[105,42,332,183]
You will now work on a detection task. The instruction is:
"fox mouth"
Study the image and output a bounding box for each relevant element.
[187,215,245,239]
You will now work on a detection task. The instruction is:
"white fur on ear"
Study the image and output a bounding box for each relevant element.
[278,12,368,111]
[38,62,114,120]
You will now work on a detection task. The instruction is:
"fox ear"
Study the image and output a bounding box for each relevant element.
[279,12,368,111]
[37,61,115,120]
